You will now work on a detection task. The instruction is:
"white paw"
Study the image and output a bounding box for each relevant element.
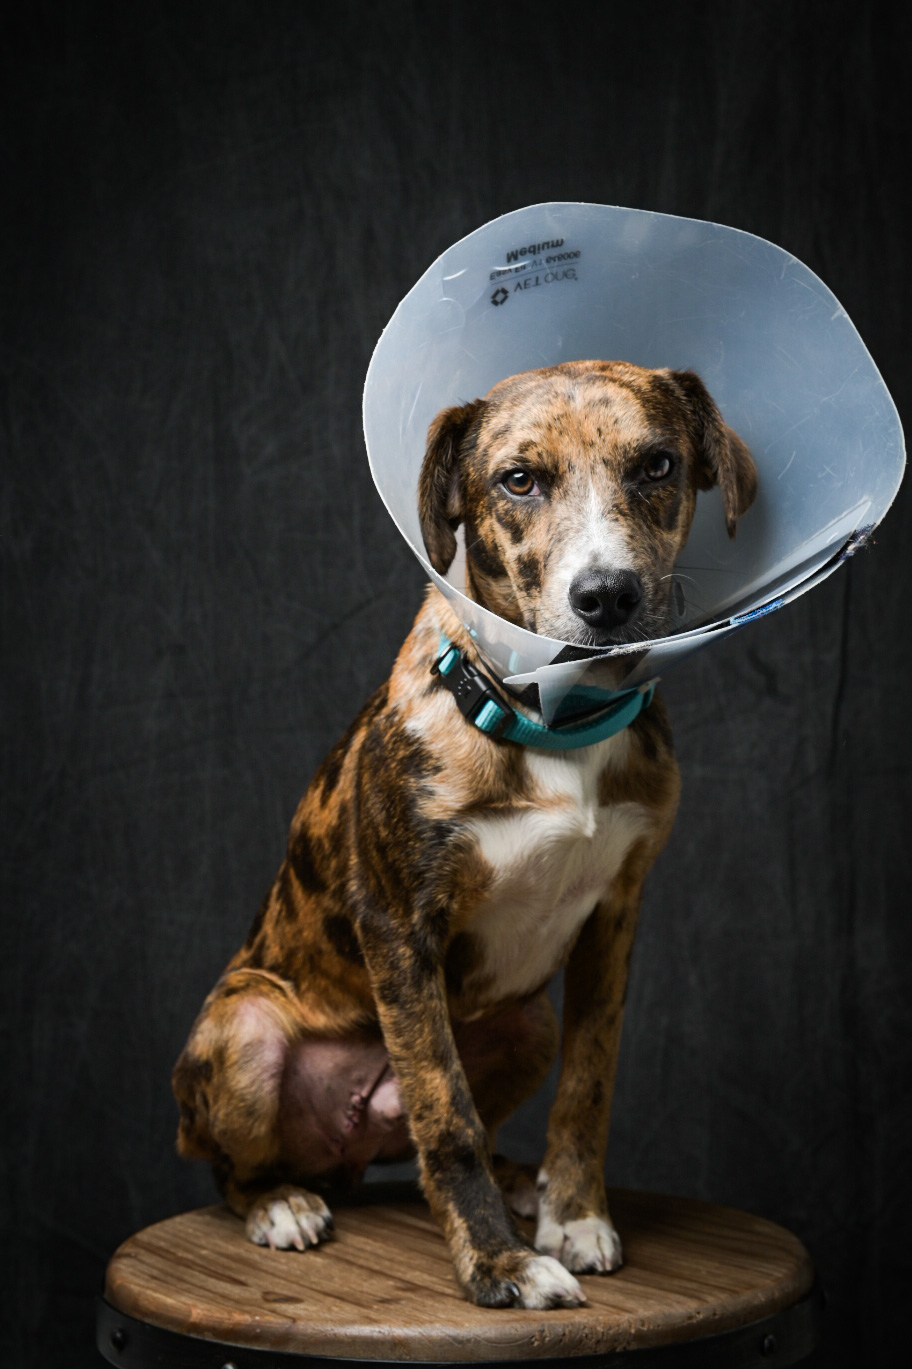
[535,1211,623,1274]
[515,1253,586,1309]
[246,1186,334,1251]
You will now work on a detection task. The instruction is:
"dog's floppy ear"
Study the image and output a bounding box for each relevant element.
[417,399,484,573]
[671,369,758,539]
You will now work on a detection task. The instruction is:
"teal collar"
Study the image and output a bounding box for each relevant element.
[432,636,656,751]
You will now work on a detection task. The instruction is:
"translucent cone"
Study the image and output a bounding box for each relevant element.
[364,204,904,721]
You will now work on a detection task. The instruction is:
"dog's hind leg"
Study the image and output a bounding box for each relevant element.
[458,991,559,1140]
[491,1156,540,1219]
[454,992,559,1221]
[171,969,333,1250]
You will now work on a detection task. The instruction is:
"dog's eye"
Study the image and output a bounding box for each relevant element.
[502,470,539,497]
[642,451,674,482]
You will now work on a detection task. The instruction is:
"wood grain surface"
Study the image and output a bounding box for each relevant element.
[103,1188,814,1360]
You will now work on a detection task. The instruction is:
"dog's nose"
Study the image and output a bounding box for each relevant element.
[568,569,643,630]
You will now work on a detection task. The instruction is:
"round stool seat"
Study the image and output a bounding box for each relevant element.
[98,1186,820,1367]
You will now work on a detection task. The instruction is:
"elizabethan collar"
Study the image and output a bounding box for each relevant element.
[363,204,905,723]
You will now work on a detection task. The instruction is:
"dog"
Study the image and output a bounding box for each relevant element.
[173,359,757,1309]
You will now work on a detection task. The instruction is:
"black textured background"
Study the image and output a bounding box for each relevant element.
[3,3,910,1365]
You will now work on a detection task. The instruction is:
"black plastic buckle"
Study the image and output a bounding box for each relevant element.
[431,647,510,739]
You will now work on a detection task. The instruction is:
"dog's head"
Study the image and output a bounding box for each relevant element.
[418,360,757,646]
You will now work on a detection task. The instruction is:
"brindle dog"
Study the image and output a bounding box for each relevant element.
[173,360,757,1309]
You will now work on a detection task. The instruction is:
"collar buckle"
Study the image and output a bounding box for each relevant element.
[431,644,511,738]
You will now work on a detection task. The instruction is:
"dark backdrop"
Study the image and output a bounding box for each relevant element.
[3,3,910,1365]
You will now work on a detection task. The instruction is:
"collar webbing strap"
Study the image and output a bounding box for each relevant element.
[432,636,656,751]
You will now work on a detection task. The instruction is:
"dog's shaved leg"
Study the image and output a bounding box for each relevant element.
[358,928,583,1310]
[535,850,650,1275]
[172,971,336,1252]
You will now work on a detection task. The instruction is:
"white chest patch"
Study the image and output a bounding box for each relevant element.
[462,739,652,1008]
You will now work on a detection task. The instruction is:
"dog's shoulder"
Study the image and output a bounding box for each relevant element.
[598,692,680,820]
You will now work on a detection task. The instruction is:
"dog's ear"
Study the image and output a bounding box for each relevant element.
[418,400,484,573]
[670,369,758,539]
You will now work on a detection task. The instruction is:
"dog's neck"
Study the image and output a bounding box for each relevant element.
[425,586,634,727]
[426,587,544,720]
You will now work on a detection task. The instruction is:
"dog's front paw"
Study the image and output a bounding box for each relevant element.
[245,1185,334,1251]
[466,1250,585,1309]
[535,1209,623,1274]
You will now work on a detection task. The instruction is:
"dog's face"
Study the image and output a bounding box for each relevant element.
[419,360,757,646]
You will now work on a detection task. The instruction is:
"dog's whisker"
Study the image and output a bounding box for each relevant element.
[673,563,742,576]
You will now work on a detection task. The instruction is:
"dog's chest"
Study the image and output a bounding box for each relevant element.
[458,741,651,1009]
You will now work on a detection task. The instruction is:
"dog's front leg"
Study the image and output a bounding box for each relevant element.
[358,918,584,1309]
[536,852,649,1274]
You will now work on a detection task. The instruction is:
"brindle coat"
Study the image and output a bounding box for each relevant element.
[173,360,757,1309]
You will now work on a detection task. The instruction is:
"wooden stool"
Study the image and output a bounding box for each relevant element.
[97,1185,821,1367]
